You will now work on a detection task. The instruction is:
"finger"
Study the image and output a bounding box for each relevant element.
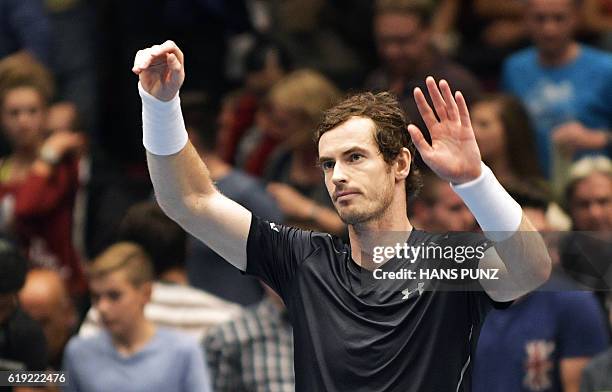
[439,80,459,122]
[425,76,448,122]
[166,53,182,72]
[132,50,143,74]
[407,124,433,158]
[413,87,439,132]
[455,91,472,129]
[160,40,185,66]
[132,49,152,74]
[133,48,157,72]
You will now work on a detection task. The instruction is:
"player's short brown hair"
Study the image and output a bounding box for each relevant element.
[315,91,423,205]
[0,53,54,106]
[89,242,154,288]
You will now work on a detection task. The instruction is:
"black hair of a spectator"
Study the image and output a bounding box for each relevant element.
[245,39,292,74]
[0,240,27,294]
[506,180,550,212]
[117,201,187,278]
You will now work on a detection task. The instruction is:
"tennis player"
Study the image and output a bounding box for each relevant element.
[133,41,551,391]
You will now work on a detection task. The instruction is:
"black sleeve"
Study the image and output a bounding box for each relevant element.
[245,215,319,300]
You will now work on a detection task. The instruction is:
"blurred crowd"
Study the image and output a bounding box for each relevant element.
[0,0,611,391]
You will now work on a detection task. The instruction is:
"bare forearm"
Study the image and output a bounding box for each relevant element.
[136,41,251,271]
[147,141,216,218]
[493,214,551,291]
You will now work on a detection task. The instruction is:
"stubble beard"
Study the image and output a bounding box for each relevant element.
[336,182,395,226]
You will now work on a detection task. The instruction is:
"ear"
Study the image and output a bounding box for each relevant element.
[394,147,411,182]
[140,282,153,304]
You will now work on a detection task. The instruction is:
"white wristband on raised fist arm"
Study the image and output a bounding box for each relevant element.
[450,162,523,242]
[139,82,188,156]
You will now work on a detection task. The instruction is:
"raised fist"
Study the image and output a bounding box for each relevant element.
[132,40,185,102]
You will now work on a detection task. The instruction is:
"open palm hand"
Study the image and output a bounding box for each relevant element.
[407,77,482,184]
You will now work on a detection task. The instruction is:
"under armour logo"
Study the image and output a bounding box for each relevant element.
[402,282,425,300]
[269,222,280,232]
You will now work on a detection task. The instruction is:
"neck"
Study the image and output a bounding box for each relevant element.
[348,199,413,270]
[112,317,155,356]
[539,42,579,67]
[202,152,231,181]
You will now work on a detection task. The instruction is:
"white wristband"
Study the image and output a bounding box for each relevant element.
[450,162,522,242]
[139,82,188,156]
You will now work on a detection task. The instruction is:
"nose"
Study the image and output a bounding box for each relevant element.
[15,111,34,129]
[96,297,111,316]
[331,161,348,186]
[541,18,560,37]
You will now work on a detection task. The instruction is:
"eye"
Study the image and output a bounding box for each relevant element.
[349,153,363,162]
[107,291,121,302]
[320,160,335,171]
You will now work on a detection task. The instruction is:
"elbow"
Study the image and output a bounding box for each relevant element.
[154,193,191,225]
[154,190,216,227]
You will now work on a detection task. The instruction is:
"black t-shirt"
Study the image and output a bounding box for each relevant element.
[246,215,511,392]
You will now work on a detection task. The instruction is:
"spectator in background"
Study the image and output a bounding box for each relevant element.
[410,173,477,232]
[0,0,51,65]
[19,268,77,371]
[79,201,241,340]
[262,69,345,236]
[63,242,212,392]
[559,156,612,295]
[44,101,90,263]
[0,240,47,379]
[204,283,294,392]
[471,94,543,184]
[470,95,575,229]
[365,0,482,137]
[502,0,612,178]
[581,0,612,51]
[186,105,284,304]
[563,156,612,233]
[474,186,609,392]
[217,40,292,165]
[0,54,86,298]
[263,0,365,88]
[44,99,152,262]
[452,0,529,87]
